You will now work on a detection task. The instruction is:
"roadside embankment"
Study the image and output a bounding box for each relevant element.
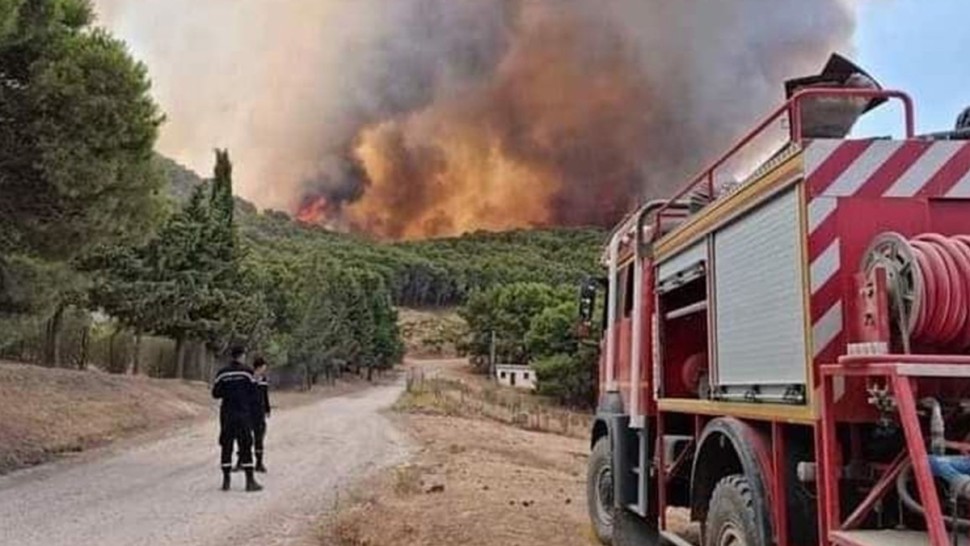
[0,360,379,474]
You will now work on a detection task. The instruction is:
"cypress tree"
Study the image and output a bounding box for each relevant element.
[210,149,235,229]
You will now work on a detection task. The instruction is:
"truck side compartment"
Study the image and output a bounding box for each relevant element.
[585,54,970,546]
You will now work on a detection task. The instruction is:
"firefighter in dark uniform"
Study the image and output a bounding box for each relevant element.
[212,346,262,492]
[252,357,271,473]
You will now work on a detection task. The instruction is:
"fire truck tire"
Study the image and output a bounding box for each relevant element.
[614,507,660,546]
[703,475,763,546]
[588,437,615,545]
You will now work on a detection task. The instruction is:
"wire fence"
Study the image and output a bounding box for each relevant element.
[403,367,588,438]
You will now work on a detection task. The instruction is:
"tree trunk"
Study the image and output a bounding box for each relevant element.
[194,343,206,379]
[78,324,89,370]
[132,333,142,376]
[43,318,52,366]
[204,348,215,381]
[110,328,120,372]
[174,335,186,379]
[44,305,65,367]
[366,363,373,382]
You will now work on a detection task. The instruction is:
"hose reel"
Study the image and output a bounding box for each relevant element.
[863,233,970,352]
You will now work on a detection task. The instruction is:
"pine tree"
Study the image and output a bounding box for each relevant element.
[0,0,164,264]
[1,0,165,316]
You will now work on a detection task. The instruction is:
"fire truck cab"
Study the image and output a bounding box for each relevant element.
[583,55,970,546]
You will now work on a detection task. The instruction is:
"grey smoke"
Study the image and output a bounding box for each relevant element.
[93,0,857,232]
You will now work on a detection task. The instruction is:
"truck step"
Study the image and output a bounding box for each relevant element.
[659,530,694,546]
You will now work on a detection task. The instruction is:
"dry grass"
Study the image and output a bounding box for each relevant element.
[397,362,589,438]
[397,309,467,359]
[0,361,212,473]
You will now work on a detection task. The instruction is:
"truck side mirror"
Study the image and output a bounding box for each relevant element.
[578,278,598,328]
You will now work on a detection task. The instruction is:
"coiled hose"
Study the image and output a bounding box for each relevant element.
[864,233,970,351]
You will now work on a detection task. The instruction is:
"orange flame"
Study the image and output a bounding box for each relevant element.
[344,119,559,240]
[337,5,648,240]
[296,195,330,224]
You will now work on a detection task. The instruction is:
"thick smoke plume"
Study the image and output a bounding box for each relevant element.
[95,1,857,239]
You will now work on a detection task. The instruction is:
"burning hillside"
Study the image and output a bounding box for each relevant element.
[96,0,857,239]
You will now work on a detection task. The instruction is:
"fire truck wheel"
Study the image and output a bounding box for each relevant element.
[703,475,763,546]
[588,437,615,544]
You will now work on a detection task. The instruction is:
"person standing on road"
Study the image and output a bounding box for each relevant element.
[252,357,271,473]
[212,346,262,492]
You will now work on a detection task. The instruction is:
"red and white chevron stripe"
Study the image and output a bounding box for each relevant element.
[804,139,970,365]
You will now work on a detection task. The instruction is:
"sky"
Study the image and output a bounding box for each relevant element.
[853,0,970,137]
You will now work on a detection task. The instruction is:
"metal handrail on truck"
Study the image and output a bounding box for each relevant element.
[649,88,915,242]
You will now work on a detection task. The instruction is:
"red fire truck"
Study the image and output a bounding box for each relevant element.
[582,54,970,546]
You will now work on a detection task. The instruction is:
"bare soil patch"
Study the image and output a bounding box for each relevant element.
[318,360,598,546]
[320,413,596,546]
[318,360,698,546]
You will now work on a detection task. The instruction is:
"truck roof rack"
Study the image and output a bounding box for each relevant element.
[646,87,915,245]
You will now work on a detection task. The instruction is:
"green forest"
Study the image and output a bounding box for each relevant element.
[0,0,605,399]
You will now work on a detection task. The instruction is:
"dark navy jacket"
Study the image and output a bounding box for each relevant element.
[212,361,257,422]
[253,375,271,421]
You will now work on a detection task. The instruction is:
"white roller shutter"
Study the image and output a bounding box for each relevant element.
[713,188,807,388]
[657,241,706,284]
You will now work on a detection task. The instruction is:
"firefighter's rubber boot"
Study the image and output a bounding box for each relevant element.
[221,470,231,492]
[255,453,267,473]
[245,469,263,492]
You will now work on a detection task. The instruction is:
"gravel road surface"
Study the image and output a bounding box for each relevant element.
[0,382,408,546]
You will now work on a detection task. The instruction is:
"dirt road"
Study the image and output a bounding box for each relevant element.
[0,382,409,546]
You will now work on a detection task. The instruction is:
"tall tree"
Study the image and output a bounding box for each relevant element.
[288,262,353,387]
[361,272,404,376]
[86,151,270,377]
[210,149,234,228]
[460,282,568,367]
[0,0,165,322]
[204,150,270,353]
[0,0,164,263]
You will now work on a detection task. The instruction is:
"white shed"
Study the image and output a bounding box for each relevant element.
[495,364,536,390]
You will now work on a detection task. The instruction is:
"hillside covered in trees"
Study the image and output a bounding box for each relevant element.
[167,159,605,310]
[0,1,604,391]
[243,214,605,309]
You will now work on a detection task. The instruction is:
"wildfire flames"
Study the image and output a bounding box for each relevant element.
[299,1,855,240]
[95,0,857,240]
[295,196,330,225]
[337,6,650,240]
